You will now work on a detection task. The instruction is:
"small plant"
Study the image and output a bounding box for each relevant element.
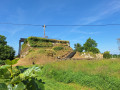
[103,51,111,59]
[53,46,64,51]
[0,59,45,90]
[0,60,5,65]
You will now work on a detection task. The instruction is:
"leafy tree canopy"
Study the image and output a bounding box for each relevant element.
[88,47,100,54]
[0,35,15,60]
[74,43,84,52]
[0,35,7,46]
[83,37,99,53]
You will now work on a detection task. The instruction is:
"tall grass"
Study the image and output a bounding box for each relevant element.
[42,77,94,90]
[41,59,120,90]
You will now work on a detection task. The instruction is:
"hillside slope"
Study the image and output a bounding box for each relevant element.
[15,37,73,66]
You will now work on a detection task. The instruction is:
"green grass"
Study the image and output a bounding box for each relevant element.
[1,59,120,90]
[42,59,120,78]
[40,59,120,90]
[27,36,69,47]
[38,77,94,90]
[53,46,64,51]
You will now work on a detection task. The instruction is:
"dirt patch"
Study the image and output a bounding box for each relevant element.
[14,55,56,66]
[15,46,73,66]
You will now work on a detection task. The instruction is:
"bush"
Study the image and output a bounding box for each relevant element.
[0,61,45,90]
[0,60,5,65]
[103,51,111,59]
[53,47,64,51]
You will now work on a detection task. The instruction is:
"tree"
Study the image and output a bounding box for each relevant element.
[0,45,15,60]
[103,51,111,59]
[0,35,7,46]
[74,43,84,52]
[83,37,99,53]
[88,47,100,54]
[0,35,15,60]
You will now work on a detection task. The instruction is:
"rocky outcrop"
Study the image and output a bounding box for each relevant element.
[72,52,103,60]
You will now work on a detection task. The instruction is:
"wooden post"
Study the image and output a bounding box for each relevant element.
[44,24,45,38]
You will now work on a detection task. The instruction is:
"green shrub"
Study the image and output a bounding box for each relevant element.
[53,47,64,51]
[0,60,45,90]
[0,60,5,66]
[103,51,111,59]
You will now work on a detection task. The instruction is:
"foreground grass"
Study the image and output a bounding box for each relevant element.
[43,59,120,78]
[42,77,94,90]
[1,59,120,90]
[0,78,93,90]
[41,59,120,90]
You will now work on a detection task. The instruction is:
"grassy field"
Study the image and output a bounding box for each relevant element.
[1,59,120,90]
[43,78,95,90]
[40,59,120,90]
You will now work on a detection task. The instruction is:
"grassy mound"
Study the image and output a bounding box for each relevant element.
[16,36,73,66]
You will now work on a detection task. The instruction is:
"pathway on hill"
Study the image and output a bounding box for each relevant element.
[66,52,76,58]
[59,52,76,60]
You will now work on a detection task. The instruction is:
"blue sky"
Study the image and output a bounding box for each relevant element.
[0,0,120,55]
